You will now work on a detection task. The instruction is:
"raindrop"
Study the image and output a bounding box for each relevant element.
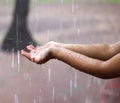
[97,79,102,85]
[74,70,77,88]
[52,86,55,103]
[16,15,19,51]
[17,50,20,72]
[71,0,75,13]
[73,17,77,29]
[14,94,19,103]
[39,97,42,103]
[77,28,80,36]
[70,79,73,97]
[47,30,50,41]
[6,0,9,5]
[48,67,51,83]
[28,76,32,87]
[60,0,64,5]
[60,19,63,32]
[33,99,36,103]
[48,61,52,83]
[11,48,15,69]
[64,94,67,102]
[86,78,91,89]
[85,97,91,103]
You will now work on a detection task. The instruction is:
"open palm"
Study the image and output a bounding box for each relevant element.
[21,44,53,64]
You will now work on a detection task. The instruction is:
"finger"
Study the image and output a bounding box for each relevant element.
[21,50,31,60]
[31,57,36,63]
[26,45,35,51]
[28,45,35,49]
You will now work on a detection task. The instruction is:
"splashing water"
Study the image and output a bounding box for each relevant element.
[14,94,19,103]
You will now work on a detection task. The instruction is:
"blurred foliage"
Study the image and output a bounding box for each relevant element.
[0,0,120,4]
[111,0,120,3]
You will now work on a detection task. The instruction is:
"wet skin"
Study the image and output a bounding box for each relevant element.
[21,41,120,79]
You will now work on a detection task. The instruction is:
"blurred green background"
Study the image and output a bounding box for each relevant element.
[0,0,120,4]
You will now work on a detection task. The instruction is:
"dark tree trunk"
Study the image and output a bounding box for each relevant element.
[1,0,37,52]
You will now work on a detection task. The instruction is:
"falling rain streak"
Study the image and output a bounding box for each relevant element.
[60,18,63,32]
[14,94,19,103]
[39,97,42,103]
[71,0,75,13]
[52,86,55,103]
[17,50,20,72]
[33,99,36,103]
[74,70,77,88]
[77,28,80,36]
[60,0,64,5]
[70,79,73,97]
[47,30,50,41]
[11,48,15,69]
[39,89,42,103]
[64,95,67,102]
[48,67,51,83]
[48,61,52,83]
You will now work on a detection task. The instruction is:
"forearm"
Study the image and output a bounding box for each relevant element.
[51,46,106,78]
[21,42,120,79]
[61,42,120,61]
[61,43,110,60]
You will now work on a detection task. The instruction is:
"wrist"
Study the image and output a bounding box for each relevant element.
[49,45,58,59]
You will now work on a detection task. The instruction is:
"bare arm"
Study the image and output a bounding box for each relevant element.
[60,41,120,61]
[21,43,120,79]
[51,46,120,79]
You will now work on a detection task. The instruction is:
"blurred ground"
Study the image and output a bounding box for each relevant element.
[0,2,120,103]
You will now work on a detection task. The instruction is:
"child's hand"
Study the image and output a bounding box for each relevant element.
[21,42,56,64]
